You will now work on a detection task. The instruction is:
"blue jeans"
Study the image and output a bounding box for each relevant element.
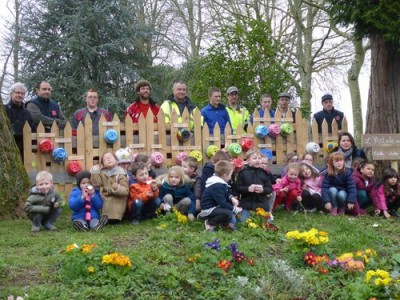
[328,187,347,209]
[237,209,250,223]
[131,198,161,221]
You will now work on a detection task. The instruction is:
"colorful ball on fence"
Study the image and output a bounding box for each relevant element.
[206,145,219,158]
[228,143,242,157]
[189,150,203,162]
[240,138,254,152]
[150,152,164,167]
[268,124,281,138]
[177,129,191,142]
[280,123,294,137]
[51,147,68,163]
[175,152,188,165]
[67,161,82,176]
[306,142,321,154]
[255,125,269,139]
[104,129,119,144]
[260,149,273,160]
[326,142,338,154]
[231,158,244,172]
[39,139,55,153]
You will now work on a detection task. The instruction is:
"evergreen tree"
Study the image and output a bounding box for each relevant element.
[20,0,154,117]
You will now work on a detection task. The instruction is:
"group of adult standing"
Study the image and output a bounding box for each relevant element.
[4,79,345,160]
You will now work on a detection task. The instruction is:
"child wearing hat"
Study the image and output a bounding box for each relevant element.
[69,171,107,231]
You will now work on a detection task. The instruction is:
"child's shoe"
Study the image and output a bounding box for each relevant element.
[337,208,345,216]
[330,207,338,216]
[31,225,41,232]
[73,221,88,232]
[131,219,140,225]
[44,222,58,231]
[95,215,108,231]
[204,220,215,232]
[389,210,400,217]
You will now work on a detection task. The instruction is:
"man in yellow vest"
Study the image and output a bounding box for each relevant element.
[160,81,197,129]
[225,86,249,133]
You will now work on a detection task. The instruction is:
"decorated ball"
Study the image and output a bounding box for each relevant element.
[175,152,188,165]
[228,143,242,157]
[280,123,294,137]
[39,139,55,153]
[255,125,269,139]
[240,138,254,152]
[104,129,119,144]
[231,158,244,172]
[67,161,82,176]
[189,150,203,162]
[206,145,219,158]
[51,147,68,163]
[260,148,273,160]
[306,142,321,154]
[268,124,281,138]
[150,152,164,167]
[177,129,191,142]
[326,142,338,153]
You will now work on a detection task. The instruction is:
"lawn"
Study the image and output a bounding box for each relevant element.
[1,209,400,300]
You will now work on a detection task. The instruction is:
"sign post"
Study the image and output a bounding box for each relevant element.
[362,134,400,170]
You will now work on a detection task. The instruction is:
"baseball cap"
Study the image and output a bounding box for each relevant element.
[226,86,239,94]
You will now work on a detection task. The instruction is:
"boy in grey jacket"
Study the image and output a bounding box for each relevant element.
[24,171,62,232]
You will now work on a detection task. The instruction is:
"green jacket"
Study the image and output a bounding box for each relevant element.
[24,185,61,215]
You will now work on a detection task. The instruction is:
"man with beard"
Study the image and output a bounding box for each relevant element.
[25,81,67,132]
[126,80,159,123]
[4,82,34,160]
[71,88,111,135]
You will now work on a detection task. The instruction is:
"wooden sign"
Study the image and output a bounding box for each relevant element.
[362,134,400,147]
[371,147,400,160]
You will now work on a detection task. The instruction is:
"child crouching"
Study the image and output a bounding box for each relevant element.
[198,160,242,232]
[24,171,62,232]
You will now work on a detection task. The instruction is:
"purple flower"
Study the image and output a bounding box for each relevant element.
[205,239,221,252]
[227,242,239,253]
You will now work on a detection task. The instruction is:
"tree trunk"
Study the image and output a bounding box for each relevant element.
[348,38,366,145]
[366,31,400,134]
[0,105,30,220]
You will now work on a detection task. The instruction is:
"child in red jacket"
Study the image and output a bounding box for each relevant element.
[273,163,302,211]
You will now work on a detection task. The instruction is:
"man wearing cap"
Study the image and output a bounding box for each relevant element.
[275,92,292,118]
[225,86,249,133]
[313,93,344,133]
[71,88,112,136]
[125,80,159,123]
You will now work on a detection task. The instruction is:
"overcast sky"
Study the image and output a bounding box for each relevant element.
[0,0,370,133]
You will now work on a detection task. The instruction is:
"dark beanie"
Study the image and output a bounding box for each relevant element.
[75,171,91,186]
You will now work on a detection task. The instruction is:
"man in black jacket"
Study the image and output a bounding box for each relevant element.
[313,93,344,133]
[5,82,34,160]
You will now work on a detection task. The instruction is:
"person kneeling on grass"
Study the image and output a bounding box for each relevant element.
[24,171,62,232]
[128,162,161,225]
[198,160,242,232]
[69,171,107,232]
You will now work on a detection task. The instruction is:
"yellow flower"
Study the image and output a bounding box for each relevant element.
[87,266,95,273]
[66,243,79,252]
[81,244,97,253]
[255,208,270,218]
[247,222,259,228]
[174,209,188,224]
[102,252,132,267]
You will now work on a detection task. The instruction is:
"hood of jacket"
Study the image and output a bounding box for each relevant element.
[205,175,229,188]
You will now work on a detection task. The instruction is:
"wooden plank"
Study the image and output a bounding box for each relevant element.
[371,147,400,160]
[362,134,400,147]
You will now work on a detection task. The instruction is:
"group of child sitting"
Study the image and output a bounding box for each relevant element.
[23,146,400,233]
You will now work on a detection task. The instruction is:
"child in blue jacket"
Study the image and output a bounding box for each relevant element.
[69,171,107,231]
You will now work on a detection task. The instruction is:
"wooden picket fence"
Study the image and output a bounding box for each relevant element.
[22,107,347,195]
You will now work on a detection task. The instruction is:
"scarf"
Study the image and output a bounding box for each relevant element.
[85,192,91,222]
[338,147,353,169]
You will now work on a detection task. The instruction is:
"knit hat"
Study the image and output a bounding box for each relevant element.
[76,171,91,186]
[115,148,131,164]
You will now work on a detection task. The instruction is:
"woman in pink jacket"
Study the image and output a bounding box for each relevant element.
[370,168,400,219]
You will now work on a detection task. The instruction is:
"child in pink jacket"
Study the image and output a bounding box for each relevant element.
[273,163,302,211]
[370,167,400,219]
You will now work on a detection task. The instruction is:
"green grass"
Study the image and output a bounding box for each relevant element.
[1,210,400,300]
